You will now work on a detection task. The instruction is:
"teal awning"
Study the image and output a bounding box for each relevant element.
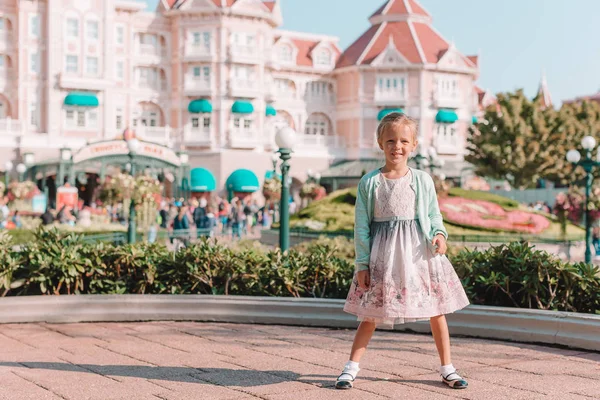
[226,169,259,192]
[472,116,478,124]
[436,109,458,123]
[64,92,99,107]
[266,105,277,117]
[232,101,254,114]
[188,99,212,114]
[377,108,404,121]
[190,168,216,192]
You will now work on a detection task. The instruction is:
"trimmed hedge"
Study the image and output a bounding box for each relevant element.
[0,229,598,314]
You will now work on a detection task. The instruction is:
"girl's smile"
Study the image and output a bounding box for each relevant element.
[378,124,418,168]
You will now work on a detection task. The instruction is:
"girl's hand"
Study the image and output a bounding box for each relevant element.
[356,270,370,290]
[432,234,447,255]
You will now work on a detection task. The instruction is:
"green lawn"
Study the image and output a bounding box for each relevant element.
[289,187,584,241]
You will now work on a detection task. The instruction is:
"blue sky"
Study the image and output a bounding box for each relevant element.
[144,0,600,105]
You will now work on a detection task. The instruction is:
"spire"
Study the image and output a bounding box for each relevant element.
[369,0,431,24]
[537,70,553,109]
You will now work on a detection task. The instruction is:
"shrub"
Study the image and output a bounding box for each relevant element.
[1,229,598,315]
[451,241,600,313]
[448,187,520,210]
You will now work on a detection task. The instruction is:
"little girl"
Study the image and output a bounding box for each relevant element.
[337,113,470,390]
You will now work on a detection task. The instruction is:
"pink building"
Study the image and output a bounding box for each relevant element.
[0,0,483,195]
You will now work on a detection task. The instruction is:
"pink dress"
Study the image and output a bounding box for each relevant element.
[343,170,469,326]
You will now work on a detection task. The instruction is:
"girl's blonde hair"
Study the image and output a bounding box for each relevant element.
[376,112,418,143]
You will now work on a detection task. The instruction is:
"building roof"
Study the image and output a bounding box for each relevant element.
[167,0,274,10]
[337,0,474,69]
[274,32,342,67]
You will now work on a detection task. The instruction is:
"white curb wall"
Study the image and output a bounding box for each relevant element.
[0,295,598,351]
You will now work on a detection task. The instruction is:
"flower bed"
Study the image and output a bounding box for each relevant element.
[439,197,550,234]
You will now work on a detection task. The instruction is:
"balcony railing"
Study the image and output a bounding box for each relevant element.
[229,45,259,63]
[184,79,212,95]
[230,79,259,98]
[137,80,168,92]
[184,126,213,146]
[435,91,461,108]
[135,125,171,145]
[374,89,407,104]
[185,44,213,59]
[229,128,257,149]
[0,118,22,135]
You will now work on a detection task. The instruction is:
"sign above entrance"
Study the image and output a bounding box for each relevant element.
[72,140,182,167]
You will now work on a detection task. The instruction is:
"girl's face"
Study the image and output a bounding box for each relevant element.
[378,124,418,167]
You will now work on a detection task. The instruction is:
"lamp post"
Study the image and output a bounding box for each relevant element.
[411,144,444,175]
[275,126,296,252]
[16,163,26,182]
[4,161,13,188]
[271,153,278,176]
[127,138,141,244]
[178,152,190,201]
[566,135,600,264]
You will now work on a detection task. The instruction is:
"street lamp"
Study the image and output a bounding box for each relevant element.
[4,161,13,187]
[275,126,296,252]
[178,151,190,200]
[271,153,279,176]
[16,163,26,182]
[411,144,444,175]
[566,136,600,264]
[127,138,140,244]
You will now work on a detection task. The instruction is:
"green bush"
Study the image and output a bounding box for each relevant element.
[1,229,598,315]
[452,241,600,314]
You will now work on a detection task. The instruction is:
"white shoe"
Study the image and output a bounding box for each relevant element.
[441,370,468,389]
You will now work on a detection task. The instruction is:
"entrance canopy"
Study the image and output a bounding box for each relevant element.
[226,169,259,192]
[72,139,181,168]
[190,168,216,192]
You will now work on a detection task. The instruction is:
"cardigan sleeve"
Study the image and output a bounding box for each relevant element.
[354,177,371,272]
[427,175,448,239]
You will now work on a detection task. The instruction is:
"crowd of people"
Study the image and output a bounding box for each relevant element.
[155,196,278,244]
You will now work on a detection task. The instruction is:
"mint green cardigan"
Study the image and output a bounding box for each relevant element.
[354,168,448,272]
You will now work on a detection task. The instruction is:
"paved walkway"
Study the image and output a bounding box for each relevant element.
[0,322,598,400]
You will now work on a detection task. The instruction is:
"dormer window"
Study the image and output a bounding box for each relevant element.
[315,48,332,66]
[279,44,293,63]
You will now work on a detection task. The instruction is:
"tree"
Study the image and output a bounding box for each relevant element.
[466,89,563,189]
[545,100,600,185]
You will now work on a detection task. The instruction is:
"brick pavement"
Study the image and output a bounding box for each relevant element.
[0,321,598,399]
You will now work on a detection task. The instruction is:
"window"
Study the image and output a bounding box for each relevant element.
[0,56,4,69]
[86,56,98,76]
[66,110,74,122]
[141,111,158,127]
[0,102,5,119]
[307,81,331,101]
[437,76,458,98]
[116,60,124,80]
[315,48,331,65]
[86,20,98,40]
[304,114,330,136]
[203,32,210,50]
[116,26,124,45]
[30,103,38,127]
[29,51,39,73]
[29,15,40,38]
[77,111,87,127]
[66,55,78,74]
[88,110,97,127]
[192,66,210,82]
[232,32,255,48]
[141,33,157,46]
[0,19,4,31]
[233,117,252,133]
[203,118,210,129]
[67,18,79,38]
[116,108,123,129]
[138,67,158,87]
[376,75,406,97]
[232,65,253,82]
[279,44,293,63]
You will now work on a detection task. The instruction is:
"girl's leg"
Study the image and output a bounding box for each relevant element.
[430,314,468,389]
[349,321,377,362]
[336,321,376,390]
[430,314,451,365]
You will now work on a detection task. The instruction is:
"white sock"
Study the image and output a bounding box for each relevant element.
[346,361,359,370]
[440,363,455,377]
[338,360,360,381]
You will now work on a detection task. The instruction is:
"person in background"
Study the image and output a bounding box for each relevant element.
[41,208,55,226]
[172,205,190,247]
[230,199,244,240]
[219,199,230,235]
[194,197,208,235]
[205,205,217,237]
[0,197,9,228]
[11,210,22,229]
